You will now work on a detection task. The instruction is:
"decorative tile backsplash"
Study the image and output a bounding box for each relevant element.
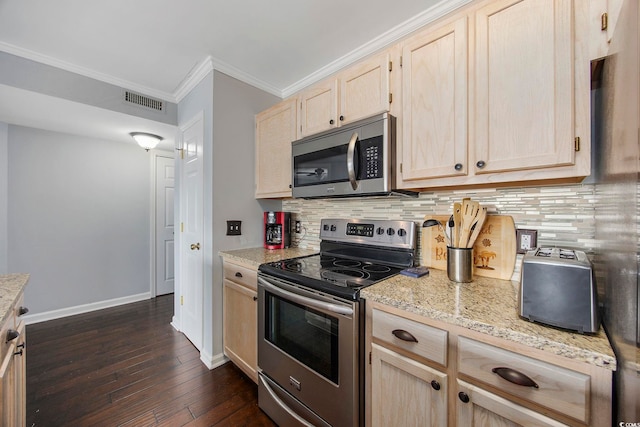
[284,183,597,281]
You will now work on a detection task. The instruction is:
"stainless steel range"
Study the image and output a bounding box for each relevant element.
[257,218,417,427]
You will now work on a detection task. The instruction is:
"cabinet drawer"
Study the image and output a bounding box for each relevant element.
[372,308,447,366]
[458,336,589,423]
[223,262,258,291]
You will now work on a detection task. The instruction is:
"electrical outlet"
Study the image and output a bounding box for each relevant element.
[295,221,301,233]
[226,220,241,236]
[516,229,537,254]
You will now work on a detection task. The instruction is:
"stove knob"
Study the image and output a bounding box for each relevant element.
[387,228,395,236]
[330,224,337,232]
[376,227,385,235]
[397,228,407,237]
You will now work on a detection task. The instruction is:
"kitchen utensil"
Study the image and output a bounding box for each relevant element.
[466,207,487,248]
[452,202,462,248]
[421,214,517,280]
[459,200,480,247]
[421,219,446,267]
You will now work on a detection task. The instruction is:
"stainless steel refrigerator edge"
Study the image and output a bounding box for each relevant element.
[592,0,639,421]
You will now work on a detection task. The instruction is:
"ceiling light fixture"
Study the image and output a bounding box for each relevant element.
[130,132,163,151]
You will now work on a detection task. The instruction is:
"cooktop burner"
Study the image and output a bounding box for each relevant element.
[258,218,417,300]
[259,253,403,299]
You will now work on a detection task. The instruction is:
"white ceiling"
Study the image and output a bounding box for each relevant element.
[0,0,465,148]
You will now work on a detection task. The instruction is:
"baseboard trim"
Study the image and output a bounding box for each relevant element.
[23,292,152,325]
[200,350,228,370]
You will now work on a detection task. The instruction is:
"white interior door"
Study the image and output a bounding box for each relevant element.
[155,155,175,296]
[179,115,204,350]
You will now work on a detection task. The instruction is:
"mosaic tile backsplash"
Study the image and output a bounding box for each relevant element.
[283,183,597,281]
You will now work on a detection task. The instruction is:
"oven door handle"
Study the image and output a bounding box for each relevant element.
[259,374,315,427]
[346,131,359,190]
[258,277,354,316]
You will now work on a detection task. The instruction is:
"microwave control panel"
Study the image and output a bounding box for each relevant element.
[360,136,383,180]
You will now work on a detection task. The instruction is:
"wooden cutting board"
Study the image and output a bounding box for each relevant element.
[421,215,517,280]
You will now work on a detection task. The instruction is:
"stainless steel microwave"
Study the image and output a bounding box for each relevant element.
[291,113,416,198]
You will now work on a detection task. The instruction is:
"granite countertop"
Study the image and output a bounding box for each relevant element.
[0,273,29,325]
[219,247,318,269]
[362,268,617,371]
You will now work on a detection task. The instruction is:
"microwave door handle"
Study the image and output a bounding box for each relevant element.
[258,277,354,316]
[346,132,359,190]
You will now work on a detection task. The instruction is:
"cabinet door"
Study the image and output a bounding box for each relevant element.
[401,17,468,181]
[371,344,447,427]
[0,341,17,426]
[299,80,339,137]
[456,380,567,427]
[474,0,575,174]
[339,53,390,125]
[255,98,297,198]
[223,279,258,383]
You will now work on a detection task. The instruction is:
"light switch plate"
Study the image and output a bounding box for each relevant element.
[516,229,537,254]
[226,220,242,236]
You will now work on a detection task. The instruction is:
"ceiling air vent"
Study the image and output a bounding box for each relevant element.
[124,91,164,112]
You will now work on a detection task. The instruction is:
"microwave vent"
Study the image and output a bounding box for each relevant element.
[124,91,164,112]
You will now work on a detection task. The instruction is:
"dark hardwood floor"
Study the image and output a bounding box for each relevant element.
[26,294,276,427]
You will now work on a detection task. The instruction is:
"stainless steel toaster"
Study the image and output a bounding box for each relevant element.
[519,247,600,333]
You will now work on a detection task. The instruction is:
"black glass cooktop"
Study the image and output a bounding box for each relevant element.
[258,253,403,300]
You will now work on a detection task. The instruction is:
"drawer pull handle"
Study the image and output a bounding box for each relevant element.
[18,306,29,316]
[391,329,418,343]
[430,380,441,391]
[235,272,243,278]
[6,329,19,342]
[492,367,539,388]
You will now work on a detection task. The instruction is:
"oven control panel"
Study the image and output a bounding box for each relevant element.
[320,218,416,250]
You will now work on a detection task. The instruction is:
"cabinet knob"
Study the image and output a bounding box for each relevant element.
[235,272,243,278]
[330,119,335,125]
[430,380,441,391]
[339,115,344,121]
[6,329,19,343]
[18,306,29,316]
[492,367,539,388]
[253,296,258,301]
[458,392,470,403]
[391,329,418,343]
[476,160,486,169]
[454,163,463,171]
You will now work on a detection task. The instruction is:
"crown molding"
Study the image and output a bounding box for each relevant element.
[0,41,177,102]
[282,0,471,98]
[172,56,214,102]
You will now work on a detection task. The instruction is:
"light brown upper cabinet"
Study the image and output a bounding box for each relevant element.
[401,16,468,181]
[299,52,392,137]
[255,98,297,198]
[398,0,590,190]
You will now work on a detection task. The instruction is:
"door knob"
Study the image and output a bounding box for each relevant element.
[190,243,200,250]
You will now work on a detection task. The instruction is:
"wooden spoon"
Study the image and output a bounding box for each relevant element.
[452,202,462,247]
[467,207,487,248]
[459,200,480,247]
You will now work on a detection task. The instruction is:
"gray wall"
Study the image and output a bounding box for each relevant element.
[0,123,7,274]
[211,70,281,358]
[7,126,152,314]
[176,69,281,365]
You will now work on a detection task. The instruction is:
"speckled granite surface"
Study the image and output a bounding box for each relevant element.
[0,274,29,325]
[219,247,317,269]
[362,269,617,371]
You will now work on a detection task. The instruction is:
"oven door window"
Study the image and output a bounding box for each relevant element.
[265,290,339,384]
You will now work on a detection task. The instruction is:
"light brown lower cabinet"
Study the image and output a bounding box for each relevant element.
[222,259,258,383]
[0,305,26,426]
[371,343,447,426]
[456,380,568,427]
[366,302,612,427]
